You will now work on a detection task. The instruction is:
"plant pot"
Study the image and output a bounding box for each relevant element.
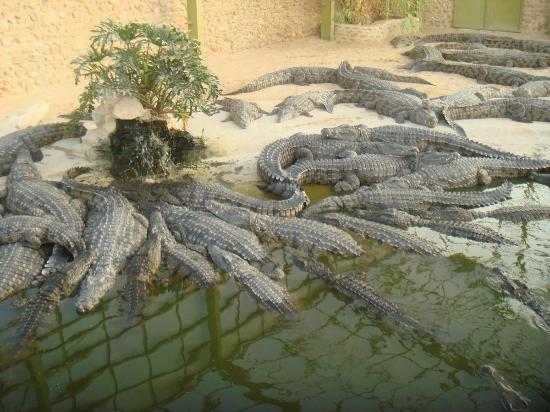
[109,119,198,179]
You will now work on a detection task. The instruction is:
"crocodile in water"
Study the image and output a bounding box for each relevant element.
[62,180,147,312]
[204,200,363,257]
[208,245,295,316]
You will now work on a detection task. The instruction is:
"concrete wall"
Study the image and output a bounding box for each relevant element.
[422,0,550,35]
[0,0,320,99]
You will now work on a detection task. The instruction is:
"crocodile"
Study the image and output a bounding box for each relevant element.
[415,32,550,54]
[285,152,415,192]
[425,205,550,223]
[219,98,268,129]
[157,202,284,279]
[116,178,309,218]
[391,35,419,48]
[380,155,550,190]
[204,200,363,257]
[272,91,335,122]
[429,86,509,115]
[0,215,85,256]
[440,47,550,68]
[491,267,550,328]
[257,130,420,195]
[61,180,147,312]
[208,245,295,316]
[291,253,422,331]
[443,98,550,136]
[321,124,519,159]
[409,56,549,87]
[530,172,550,186]
[148,209,219,288]
[353,65,433,85]
[226,67,337,95]
[336,61,427,98]
[303,181,513,216]
[0,243,45,302]
[513,80,550,98]
[356,208,516,244]
[15,252,96,345]
[0,122,86,175]
[122,231,163,316]
[6,148,85,276]
[480,365,530,411]
[329,89,438,128]
[314,213,441,256]
[404,45,445,61]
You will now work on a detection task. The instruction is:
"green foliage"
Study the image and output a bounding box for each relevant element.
[71,20,220,130]
[335,0,430,25]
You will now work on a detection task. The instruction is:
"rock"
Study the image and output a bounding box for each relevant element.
[112,96,149,120]
[0,101,50,137]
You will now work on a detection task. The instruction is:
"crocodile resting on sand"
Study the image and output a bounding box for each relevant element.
[0,123,86,175]
[513,80,550,98]
[227,66,337,95]
[443,98,550,136]
[219,98,268,129]
[425,205,550,223]
[440,47,550,68]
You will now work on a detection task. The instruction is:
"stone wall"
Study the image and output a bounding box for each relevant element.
[335,18,419,43]
[1,0,321,99]
[203,0,320,52]
[421,0,550,35]
[0,1,187,97]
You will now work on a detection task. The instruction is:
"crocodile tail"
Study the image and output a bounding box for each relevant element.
[16,292,57,346]
[123,278,150,317]
[238,271,296,316]
[442,107,467,137]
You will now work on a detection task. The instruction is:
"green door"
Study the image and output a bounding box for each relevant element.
[453,0,522,32]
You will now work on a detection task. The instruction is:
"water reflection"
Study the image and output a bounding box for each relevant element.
[0,183,549,411]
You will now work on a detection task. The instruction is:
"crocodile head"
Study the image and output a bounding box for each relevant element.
[207,244,238,275]
[411,109,438,128]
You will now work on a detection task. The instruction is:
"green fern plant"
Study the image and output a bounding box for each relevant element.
[71,20,220,131]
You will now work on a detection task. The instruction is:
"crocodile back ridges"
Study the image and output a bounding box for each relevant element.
[15,252,95,344]
[353,66,434,85]
[286,154,409,186]
[227,67,336,95]
[383,157,550,189]
[370,125,520,159]
[0,243,45,301]
[357,208,516,244]
[317,213,441,256]
[159,203,275,271]
[205,200,364,257]
[336,61,427,98]
[416,33,550,54]
[208,245,295,315]
[74,186,147,312]
[303,181,513,216]
[444,98,550,122]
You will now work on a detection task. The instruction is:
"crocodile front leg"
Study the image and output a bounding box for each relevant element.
[334,173,361,192]
[509,102,530,123]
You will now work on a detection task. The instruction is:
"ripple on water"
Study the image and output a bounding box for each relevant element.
[0,176,549,411]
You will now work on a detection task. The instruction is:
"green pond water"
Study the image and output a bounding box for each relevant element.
[0,172,549,411]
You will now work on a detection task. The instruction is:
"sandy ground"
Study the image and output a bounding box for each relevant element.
[0,34,549,187]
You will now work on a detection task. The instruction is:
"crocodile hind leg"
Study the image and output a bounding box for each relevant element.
[334,173,361,192]
[295,148,314,161]
[509,102,531,123]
